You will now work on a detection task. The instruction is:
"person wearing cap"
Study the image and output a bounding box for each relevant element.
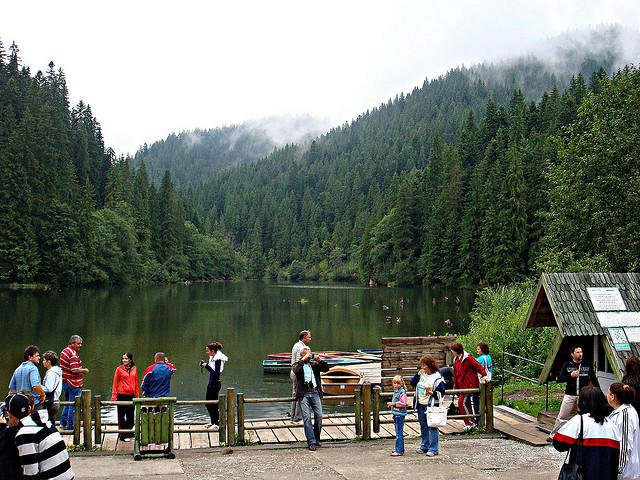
[0,397,22,479]
[8,345,46,407]
[7,391,74,479]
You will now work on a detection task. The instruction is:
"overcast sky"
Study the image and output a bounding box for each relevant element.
[2,1,638,156]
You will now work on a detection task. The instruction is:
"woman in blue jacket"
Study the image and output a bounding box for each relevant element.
[411,354,446,456]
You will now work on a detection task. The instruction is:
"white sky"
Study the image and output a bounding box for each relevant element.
[2,1,638,156]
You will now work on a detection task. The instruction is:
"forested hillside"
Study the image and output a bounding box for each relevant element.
[133,116,329,187]
[0,40,240,286]
[189,53,636,285]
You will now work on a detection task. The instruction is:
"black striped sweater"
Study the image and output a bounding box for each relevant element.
[14,413,74,480]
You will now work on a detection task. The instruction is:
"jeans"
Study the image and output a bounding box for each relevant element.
[417,403,439,454]
[61,383,82,429]
[298,391,322,445]
[393,415,405,453]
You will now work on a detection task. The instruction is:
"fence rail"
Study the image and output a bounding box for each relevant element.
[501,350,549,410]
[57,382,494,449]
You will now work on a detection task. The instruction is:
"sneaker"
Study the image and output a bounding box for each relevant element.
[463,424,477,433]
[426,451,436,457]
[416,449,427,454]
[308,444,317,451]
[315,442,322,447]
[207,424,219,431]
[122,437,132,442]
[391,451,403,456]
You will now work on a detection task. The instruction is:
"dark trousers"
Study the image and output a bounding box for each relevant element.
[116,393,135,439]
[206,380,222,425]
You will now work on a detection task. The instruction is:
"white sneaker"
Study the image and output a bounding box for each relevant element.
[207,424,219,431]
[426,451,436,457]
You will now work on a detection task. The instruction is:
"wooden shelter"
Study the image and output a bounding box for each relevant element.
[523,273,640,391]
[381,336,455,391]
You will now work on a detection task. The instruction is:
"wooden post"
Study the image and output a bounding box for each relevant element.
[478,384,486,429]
[82,390,92,448]
[73,396,82,445]
[94,395,102,444]
[485,381,494,432]
[362,382,372,440]
[226,388,236,446]
[372,386,381,433]
[133,401,141,460]
[218,394,227,445]
[237,393,245,444]
[354,389,362,437]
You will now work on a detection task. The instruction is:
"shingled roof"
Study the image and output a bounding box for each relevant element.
[524,273,640,379]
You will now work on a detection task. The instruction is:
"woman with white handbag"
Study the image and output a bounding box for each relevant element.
[411,355,446,456]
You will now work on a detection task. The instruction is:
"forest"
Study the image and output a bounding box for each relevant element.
[0,40,241,286]
[1,35,639,288]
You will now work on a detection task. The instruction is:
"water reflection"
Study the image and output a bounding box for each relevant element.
[0,282,473,419]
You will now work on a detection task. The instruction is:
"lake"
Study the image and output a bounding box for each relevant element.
[0,282,474,419]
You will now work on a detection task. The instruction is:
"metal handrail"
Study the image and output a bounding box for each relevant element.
[501,350,549,411]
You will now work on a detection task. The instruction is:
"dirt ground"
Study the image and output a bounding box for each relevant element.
[177,436,566,480]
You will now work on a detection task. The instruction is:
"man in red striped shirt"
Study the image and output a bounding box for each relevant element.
[59,335,89,430]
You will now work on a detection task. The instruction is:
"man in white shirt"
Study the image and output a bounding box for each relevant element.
[290,330,311,421]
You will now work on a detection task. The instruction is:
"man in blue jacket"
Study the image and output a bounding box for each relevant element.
[141,352,176,397]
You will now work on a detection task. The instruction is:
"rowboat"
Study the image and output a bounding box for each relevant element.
[321,367,364,395]
[262,357,373,374]
[356,348,383,357]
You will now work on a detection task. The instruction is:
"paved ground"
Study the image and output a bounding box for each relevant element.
[71,436,566,479]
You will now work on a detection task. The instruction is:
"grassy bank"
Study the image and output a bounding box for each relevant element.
[495,380,564,418]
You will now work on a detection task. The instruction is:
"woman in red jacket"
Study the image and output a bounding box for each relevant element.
[451,342,486,431]
[111,352,139,441]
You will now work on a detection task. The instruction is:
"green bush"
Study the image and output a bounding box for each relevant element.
[459,283,556,381]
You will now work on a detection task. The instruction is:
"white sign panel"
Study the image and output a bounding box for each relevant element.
[597,312,640,328]
[624,327,640,344]
[587,287,627,311]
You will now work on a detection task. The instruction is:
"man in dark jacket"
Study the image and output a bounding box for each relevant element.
[0,408,22,480]
[293,347,329,450]
[549,345,598,438]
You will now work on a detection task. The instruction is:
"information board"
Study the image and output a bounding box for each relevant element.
[587,287,627,311]
[624,327,640,344]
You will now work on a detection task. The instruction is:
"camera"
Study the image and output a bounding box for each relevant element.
[304,381,315,390]
[199,360,206,368]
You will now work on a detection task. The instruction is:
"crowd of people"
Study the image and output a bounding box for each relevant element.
[1,335,227,479]
[6,332,640,480]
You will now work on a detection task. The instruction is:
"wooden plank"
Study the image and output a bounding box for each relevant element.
[288,422,306,443]
[190,424,211,448]
[322,417,347,441]
[268,420,296,443]
[494,405,537,423]
[382,336,456,346]
[383,344,451,353]
[494,418,548,446]
[252,421,278,444]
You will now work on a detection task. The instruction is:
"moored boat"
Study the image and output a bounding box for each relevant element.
[263,356,373,374]
[321,367,364,395]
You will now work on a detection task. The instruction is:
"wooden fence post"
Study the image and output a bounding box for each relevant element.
[354,389,362,437]
[226,388,236,446]
[372,386,381,433]
[218,394,227,445]
[485,381,494,432]
[479,384,486,429]
[94,394,101,444]
[82,390,92,448]
[73,396,82,445]
[237,393,245,444]
[362,382,372,440]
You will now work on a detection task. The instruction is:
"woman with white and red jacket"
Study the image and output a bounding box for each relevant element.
[554,386,620,480]
[450,342,486,431]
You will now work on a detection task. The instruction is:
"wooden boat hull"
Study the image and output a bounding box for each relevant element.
[321,367,364,395]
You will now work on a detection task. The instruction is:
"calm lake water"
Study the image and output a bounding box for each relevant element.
[0,282,474,419]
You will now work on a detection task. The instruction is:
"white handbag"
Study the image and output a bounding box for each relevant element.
[426,391,448,427]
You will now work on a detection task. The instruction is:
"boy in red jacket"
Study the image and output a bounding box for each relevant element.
[451,342,486,431]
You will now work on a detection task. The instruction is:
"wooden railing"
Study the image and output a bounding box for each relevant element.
[57,382,493,449]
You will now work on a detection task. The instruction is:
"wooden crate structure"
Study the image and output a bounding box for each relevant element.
[381,336,455,392]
